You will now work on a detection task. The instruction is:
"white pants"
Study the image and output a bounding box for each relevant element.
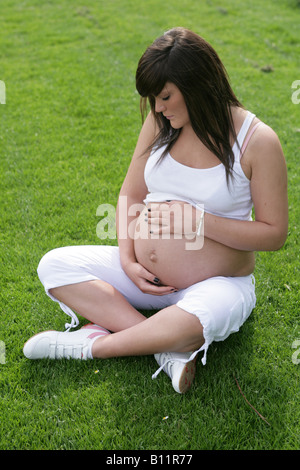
[37,245,256,365]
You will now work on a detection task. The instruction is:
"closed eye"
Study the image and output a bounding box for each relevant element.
[162,96,170,101]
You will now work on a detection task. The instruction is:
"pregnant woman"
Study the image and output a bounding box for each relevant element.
[23,28,288,394]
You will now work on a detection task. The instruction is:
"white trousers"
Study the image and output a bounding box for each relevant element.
[37,245,256,365]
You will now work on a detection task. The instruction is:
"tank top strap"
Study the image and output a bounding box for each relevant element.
[236,112,256,146]
[232,111,256,161]
[240,121,262,155]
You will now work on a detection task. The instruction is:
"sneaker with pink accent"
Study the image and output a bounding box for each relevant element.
[23,324,110,360]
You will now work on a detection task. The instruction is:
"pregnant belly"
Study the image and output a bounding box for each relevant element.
[133,205,255,289]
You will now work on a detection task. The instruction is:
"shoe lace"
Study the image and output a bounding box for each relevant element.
[152,350,198,380]
[58,301,79,332]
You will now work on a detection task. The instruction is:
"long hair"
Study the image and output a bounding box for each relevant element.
[135,27,243,181]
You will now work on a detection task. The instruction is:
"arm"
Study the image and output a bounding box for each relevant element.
[203,124,288,251]
[147,124,288,252]
[116,115,151,266]
[116,112,177,294]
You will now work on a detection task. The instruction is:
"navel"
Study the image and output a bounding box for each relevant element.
[149,250,157,263]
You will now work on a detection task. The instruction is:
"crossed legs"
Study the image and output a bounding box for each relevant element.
[24,246,255,393]
[49,280,205,359]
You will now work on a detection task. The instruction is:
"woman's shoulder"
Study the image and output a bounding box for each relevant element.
[232,104,282,153]
[244,119,286,181]
[249,120,282,154]
[236,107,285,180]
[233,106,278,140]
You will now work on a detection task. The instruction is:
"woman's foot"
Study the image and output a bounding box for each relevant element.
[152,351,197,393]
[23,324,110,360]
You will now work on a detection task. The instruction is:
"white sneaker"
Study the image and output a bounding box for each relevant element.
[152,351,197,394]
[23,324,110,360]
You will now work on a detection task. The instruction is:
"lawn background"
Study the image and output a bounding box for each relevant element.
[0,0,299,451]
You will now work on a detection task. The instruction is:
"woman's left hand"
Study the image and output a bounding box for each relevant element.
[145,200,200,237]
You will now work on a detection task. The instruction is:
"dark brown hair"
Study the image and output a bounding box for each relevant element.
[135,27,243,181]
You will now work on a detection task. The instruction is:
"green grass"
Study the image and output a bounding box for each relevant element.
[0,0,299,450]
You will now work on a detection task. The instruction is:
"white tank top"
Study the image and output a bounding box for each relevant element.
[144,111,260,220]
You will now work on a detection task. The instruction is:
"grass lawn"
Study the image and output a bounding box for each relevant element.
[0,0,299,451]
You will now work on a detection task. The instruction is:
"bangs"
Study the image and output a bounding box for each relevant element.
[135,54,169,99]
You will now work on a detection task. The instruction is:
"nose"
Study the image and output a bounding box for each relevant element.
[155,98,166,113]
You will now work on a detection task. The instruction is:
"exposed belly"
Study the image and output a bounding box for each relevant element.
[134,203,255,289]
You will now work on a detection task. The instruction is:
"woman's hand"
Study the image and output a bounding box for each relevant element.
[123,261,178,295]
[145,201,203,238]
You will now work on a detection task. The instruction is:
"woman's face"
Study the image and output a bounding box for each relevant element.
[154,82,190,129]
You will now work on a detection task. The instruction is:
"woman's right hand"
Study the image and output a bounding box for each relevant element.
[124,261,178,295]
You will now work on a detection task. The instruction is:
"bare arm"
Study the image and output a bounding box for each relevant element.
[203,124,288,251]
[116,116,152,266]
[116,112,177,294]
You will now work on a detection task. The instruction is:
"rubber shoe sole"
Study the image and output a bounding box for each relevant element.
[153,351,198,394]
[175,356,197,393]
